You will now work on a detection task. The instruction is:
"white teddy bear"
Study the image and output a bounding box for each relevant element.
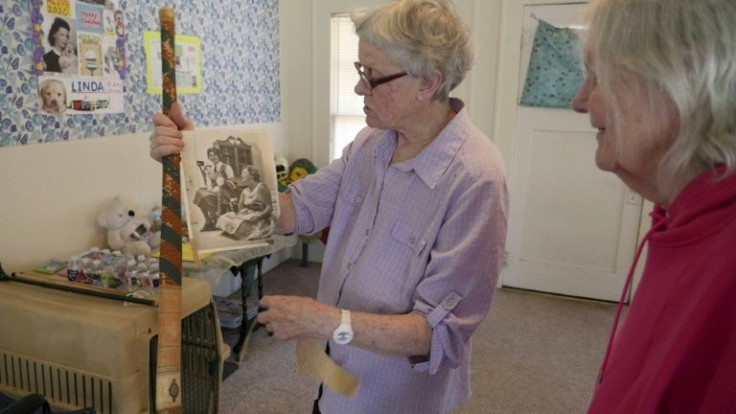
[96,196,160,257]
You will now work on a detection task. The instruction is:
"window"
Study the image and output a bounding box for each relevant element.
[330,14,365,162]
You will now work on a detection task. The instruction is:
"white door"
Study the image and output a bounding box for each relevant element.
[494,1,643,301]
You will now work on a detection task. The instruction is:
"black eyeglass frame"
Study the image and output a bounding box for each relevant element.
[354,61,408,90]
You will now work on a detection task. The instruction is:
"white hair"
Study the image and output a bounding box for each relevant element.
[580,0,736,200]
[351,0,474,101]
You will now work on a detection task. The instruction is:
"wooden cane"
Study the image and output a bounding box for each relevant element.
[156,6,183,414]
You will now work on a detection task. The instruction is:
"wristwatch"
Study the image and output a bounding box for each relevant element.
[332,309,354,345]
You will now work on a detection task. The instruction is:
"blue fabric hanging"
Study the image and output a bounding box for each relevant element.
[520,19,584,109]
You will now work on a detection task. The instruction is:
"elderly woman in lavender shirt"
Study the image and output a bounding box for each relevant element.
[149,0,507,412]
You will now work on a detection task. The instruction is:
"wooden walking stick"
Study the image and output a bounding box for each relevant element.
[156,6,183,414]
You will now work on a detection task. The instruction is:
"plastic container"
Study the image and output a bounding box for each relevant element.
[67,256,81,282]
[125,259,138,289]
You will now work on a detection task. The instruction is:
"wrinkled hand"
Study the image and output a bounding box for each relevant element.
[149,101,194,161]
[257,295,339,341]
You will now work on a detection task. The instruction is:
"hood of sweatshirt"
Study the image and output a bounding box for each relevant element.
[650,168,736,245]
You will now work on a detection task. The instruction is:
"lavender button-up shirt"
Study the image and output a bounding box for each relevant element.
[290,99,508,413]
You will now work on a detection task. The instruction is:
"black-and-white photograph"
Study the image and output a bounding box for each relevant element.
[181,129,278,253]
[42,16,78,74]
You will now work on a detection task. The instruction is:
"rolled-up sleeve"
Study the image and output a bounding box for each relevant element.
[411,176,508,374]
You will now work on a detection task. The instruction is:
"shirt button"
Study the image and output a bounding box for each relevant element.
[364,229,370,236]
[355,196,362,204]
[446,297,456,307]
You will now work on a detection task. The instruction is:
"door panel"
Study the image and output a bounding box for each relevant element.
[497,1,642,301]
[506,107,642,300]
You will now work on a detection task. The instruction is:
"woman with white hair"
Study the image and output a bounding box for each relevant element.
[572,0,736,411]
[150,1,507,412]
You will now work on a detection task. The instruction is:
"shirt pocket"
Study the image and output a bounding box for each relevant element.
[334,186,365,219]
[390,222,428,257]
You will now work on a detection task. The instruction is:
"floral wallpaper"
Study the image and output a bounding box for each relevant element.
[0,0,280,146]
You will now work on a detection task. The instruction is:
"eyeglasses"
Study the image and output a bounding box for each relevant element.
[354,62,408,90]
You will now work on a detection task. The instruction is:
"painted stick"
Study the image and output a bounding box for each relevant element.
[156,6,183,414]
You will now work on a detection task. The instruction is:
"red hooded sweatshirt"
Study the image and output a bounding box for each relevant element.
[588,168,736,413]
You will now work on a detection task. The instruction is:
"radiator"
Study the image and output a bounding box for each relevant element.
[0,276,227,413]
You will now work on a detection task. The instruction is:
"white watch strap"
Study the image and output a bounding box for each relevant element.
[333,309,354,345]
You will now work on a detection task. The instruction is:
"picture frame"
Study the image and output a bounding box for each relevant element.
[180,129,278,254]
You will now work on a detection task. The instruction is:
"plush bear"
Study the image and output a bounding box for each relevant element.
[149,205,162,247]
[96,196,160,257]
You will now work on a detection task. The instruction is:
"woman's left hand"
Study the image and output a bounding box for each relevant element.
[149,102,193,161]
[257,295,339,341]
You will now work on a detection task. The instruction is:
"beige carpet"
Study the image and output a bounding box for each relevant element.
[219,259,618,413]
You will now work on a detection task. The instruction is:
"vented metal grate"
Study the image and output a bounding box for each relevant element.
[0,352,112,413]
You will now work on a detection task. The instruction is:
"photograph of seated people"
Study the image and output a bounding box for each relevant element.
[149,0,508,412]
[216,165,274,240]
[193,147,236,231]
[44,17,72,73]
[572,0,736,411]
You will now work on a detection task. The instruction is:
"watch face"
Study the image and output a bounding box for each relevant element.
[334,330,353,345]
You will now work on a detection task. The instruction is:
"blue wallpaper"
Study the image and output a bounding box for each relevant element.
[0,0,280,146]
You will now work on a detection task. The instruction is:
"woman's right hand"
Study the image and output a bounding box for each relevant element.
[149,101,195,161]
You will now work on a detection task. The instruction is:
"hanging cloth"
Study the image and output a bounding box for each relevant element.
[520,19,584,109]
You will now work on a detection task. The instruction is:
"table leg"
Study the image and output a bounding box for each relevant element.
[256,258,265,300]
[301,242,309,267]
[232,258,257,359]
[231,255,271,363]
